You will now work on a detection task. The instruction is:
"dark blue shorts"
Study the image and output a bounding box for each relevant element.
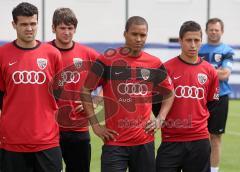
[0,146,62,172]
[101,141,155,172]
[208,95,229,134]
[156,139,210,172]
[60,131,91,172]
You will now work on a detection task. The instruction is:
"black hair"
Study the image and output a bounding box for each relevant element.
[12,2,38,23]
[179,21,202,39]
[125,16,148,32]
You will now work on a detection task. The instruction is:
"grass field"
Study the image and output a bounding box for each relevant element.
[89,100,240,172]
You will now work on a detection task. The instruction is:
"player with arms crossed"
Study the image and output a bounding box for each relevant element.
[199,18,235,172]
[0,2,62,172]
[81,16,174,172]
[156,21,219,172]
[50,8,99,172]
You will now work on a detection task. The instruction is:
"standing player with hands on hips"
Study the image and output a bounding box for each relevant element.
[0,2,63,172]
[81,16,174,172]
[156,21,219,172]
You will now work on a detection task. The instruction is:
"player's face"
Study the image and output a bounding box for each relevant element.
[124,24,147,56]
[206,22,223,44]
[52,23,76,47]
[12,15,38,45]
[179,31,202,59]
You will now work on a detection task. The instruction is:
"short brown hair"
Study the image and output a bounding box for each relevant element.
[206,18,224,31]
[179,21,202,39]
[52,8,78,28]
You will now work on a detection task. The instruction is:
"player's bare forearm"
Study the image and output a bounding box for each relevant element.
[92,88,103,109]
[145,90,174,133]
[81,86,118,141]
[216,67,231,81]
[157,90,174,122]
[81,86,97,125]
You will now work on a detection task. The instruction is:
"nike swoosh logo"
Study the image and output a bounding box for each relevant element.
[9,62,17,66]
[173,76,181,80]
[115,72,123,75]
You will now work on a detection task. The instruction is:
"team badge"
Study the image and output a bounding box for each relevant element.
[141,69,150,80]
[197,73,207,85]
[37,58,48,70]
[214,54,222,62]
[73,58,83,68]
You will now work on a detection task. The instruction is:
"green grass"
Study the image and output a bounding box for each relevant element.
[220,100,240,172]
[89,100,240,172]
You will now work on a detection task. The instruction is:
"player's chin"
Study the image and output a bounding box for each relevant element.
[24,37,35,42]
[188,52,198,58]
[132,46,143,52]
[61,39,72,44]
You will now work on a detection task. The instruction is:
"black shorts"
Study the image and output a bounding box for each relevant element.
[156,139,210,172]
[0,149,2,171]
[101,141,155,172]
[60,131,91,172]
[0,146,62,172]
[208,95,229,134]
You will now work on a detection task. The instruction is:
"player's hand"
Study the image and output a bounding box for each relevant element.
[74,101,84,113]
[92,124,119,142]
[145,119,157,135]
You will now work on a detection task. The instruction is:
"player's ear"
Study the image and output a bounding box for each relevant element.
[124,31,127,38]
[12,21,16,30]
[52,25,56,33]
[178,37,182,46]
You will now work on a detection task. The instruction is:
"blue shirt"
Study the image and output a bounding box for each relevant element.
[199,43,234,96]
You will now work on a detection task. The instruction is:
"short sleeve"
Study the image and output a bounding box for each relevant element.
[83,57,105,90]
[207,69,219,101]
[0,48,5,92]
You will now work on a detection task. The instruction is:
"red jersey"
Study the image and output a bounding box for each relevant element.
[162,56,219,142]
[85,48,173,146]
[50,41,99,132]
[0,41,62,152]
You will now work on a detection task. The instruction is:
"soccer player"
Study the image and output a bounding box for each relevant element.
[156,21,219,172]
[50,8,99,172]
[81,16,174,172]
[0,2,62,172]
[199,18,235,172]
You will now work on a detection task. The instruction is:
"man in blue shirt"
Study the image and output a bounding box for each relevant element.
[199,18,234,172]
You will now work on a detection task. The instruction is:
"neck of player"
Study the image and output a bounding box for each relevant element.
[16,39,37,48]
[54,39,73,49]
[207,39,221,45]
[180,53,198,64]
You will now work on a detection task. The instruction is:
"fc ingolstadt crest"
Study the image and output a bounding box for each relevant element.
[141,68,150,80]
[197,73,207,85]
[37,58,48,70]
[73,58,83,68]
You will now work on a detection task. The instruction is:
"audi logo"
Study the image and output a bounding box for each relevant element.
[117,83,148,96]
[60,71,80,84]
[175,85,204,99]
[12,71,46,84]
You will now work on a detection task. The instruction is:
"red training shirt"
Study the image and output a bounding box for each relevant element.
[0,41,62,152]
